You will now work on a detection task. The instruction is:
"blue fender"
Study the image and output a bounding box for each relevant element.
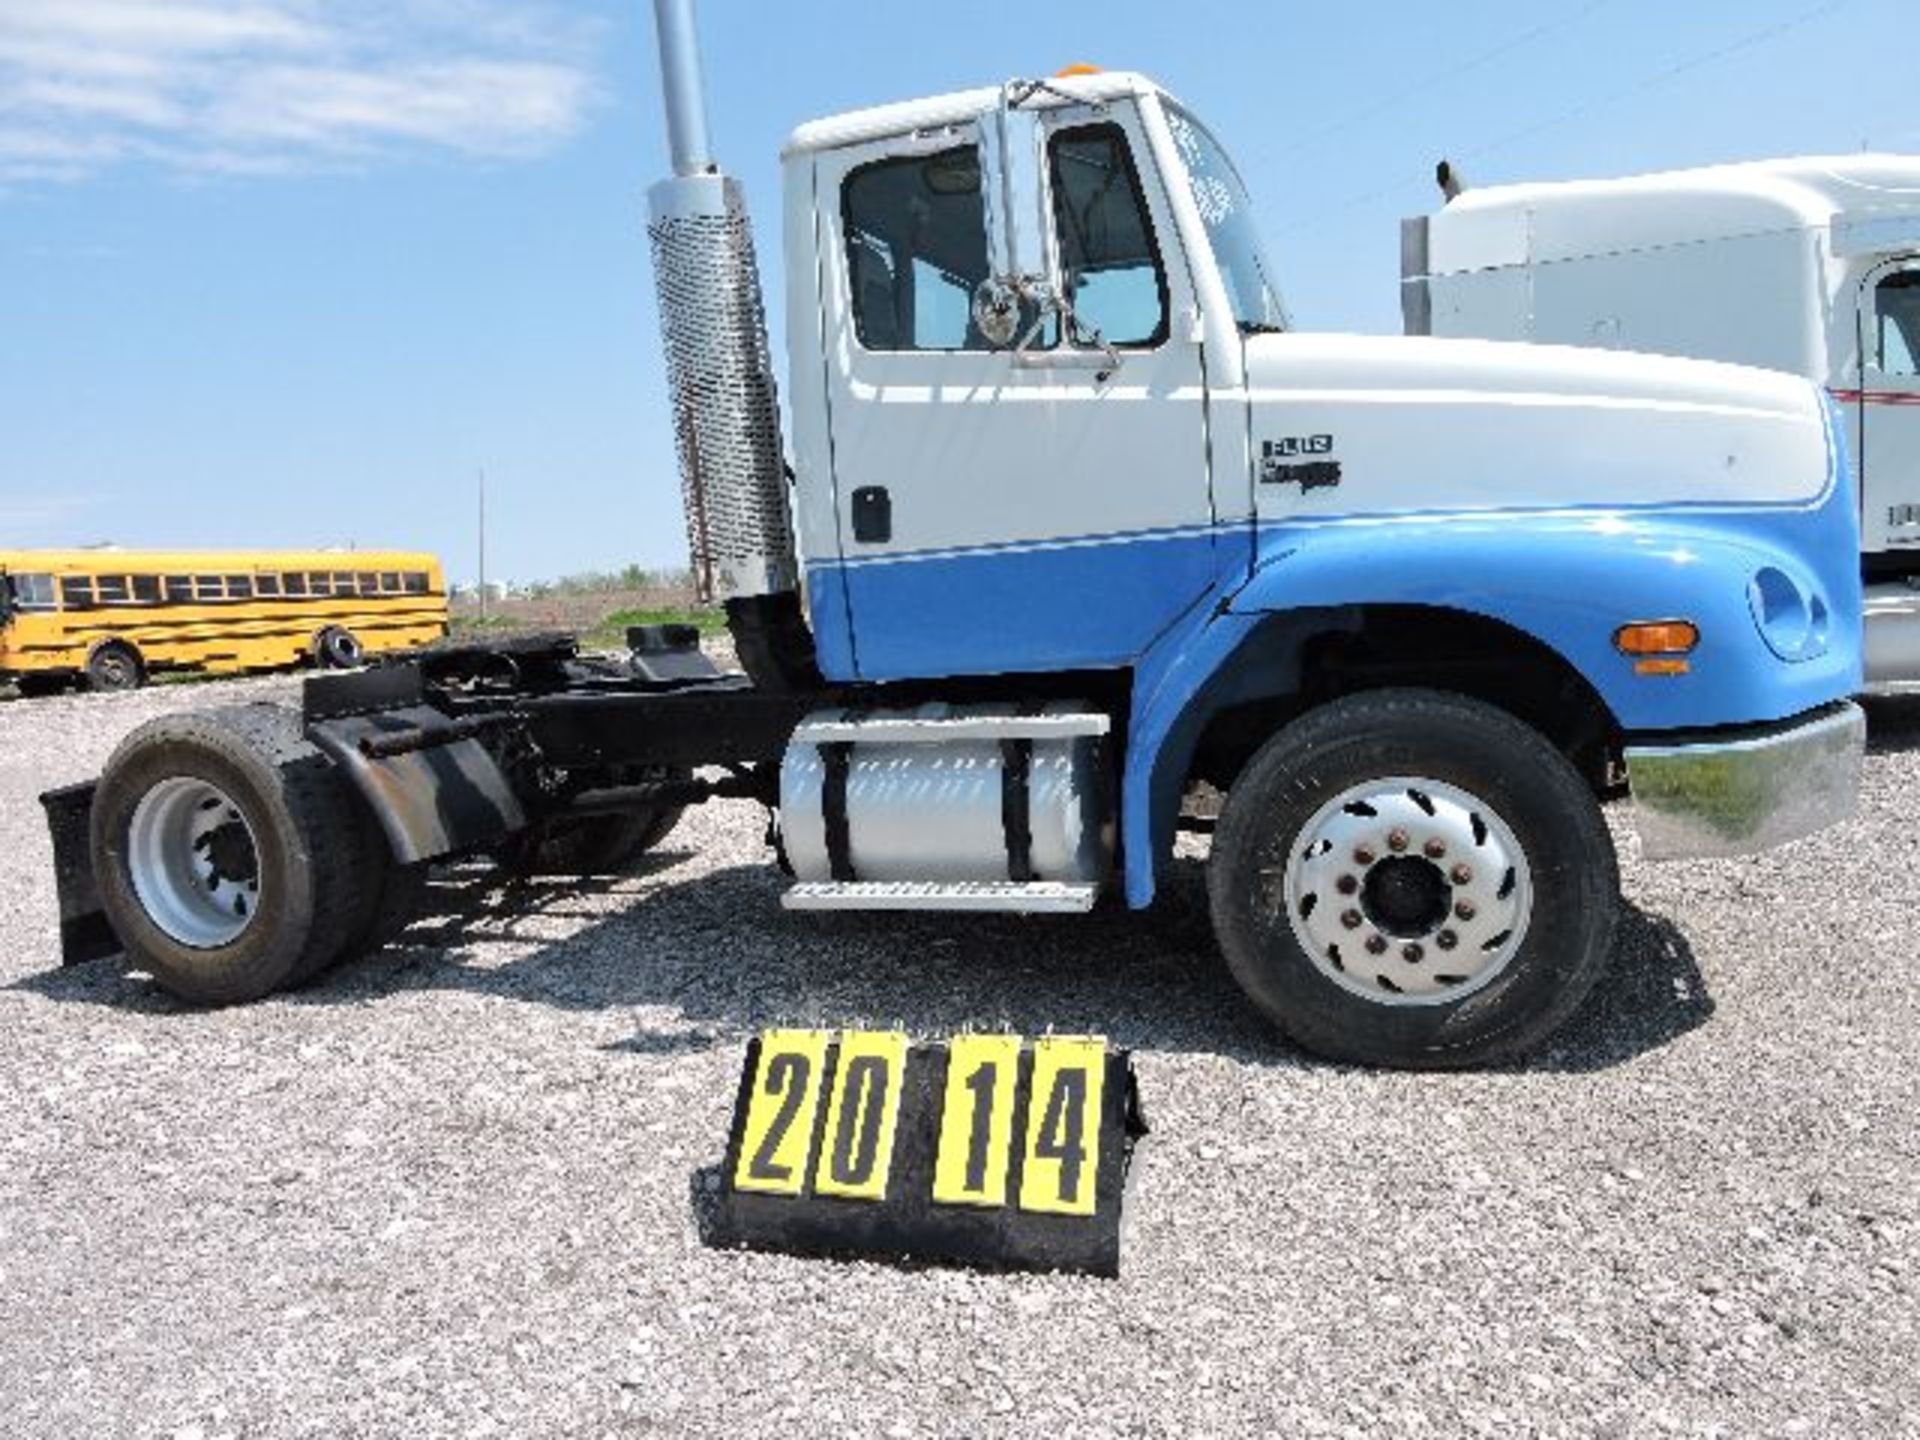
[1121,498,1862,909]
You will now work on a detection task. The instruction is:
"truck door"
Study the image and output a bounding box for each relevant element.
[1855,257,1920,560]
[812,106,1216,681]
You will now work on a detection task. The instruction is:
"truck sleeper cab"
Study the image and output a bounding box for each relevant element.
[43,46,1866,1071]
[1402,154,1920,688]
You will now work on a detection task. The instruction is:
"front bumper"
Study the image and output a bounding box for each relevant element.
[1624,701,1865,860]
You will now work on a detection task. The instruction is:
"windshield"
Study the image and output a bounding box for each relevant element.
[1161,101,1289,334]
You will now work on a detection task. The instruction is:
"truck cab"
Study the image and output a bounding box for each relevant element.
[1402,154,1920,687]
[40,51,1871,1071]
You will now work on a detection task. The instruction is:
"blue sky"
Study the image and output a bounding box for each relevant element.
[1,0,1912,583]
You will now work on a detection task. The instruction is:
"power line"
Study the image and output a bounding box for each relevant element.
[1271,0,1615,161]
[1273,0,1851,235]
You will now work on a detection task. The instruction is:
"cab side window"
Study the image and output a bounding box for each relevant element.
[843,146,990,351]
[1049,123,1169,348]
[1875,271,1920,379]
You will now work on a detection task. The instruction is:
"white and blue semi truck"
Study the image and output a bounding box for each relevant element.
[42,4,1866,1068]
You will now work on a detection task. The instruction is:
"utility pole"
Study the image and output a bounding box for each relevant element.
[478,467,488,624]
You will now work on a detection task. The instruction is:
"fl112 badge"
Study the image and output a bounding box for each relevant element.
[703,1031,1147,1276]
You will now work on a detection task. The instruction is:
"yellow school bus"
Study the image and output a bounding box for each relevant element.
[0,549,448,693]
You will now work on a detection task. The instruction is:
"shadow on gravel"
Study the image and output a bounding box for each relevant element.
[12,853,1713,1073]
[17,855,1713,1075]
[1863,694,1920,755]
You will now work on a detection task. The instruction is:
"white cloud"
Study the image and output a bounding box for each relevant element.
[0,1,600,183]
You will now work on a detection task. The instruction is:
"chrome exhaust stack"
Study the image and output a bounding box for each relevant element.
[645,0,803,613]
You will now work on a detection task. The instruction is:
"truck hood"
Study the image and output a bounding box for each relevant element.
[1240,332,1833,519]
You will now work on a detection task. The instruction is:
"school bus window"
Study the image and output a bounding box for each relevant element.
[194,576,224,601]
[164,576,194,603]
[280,572,307,596]
[226,575,253,599]
[379,571,400,592]
[9,574,56,610]
[356,572,377,595]
[404,572,429,594]
[254,574,281,598]
[131,575,160,604]
[333,572,355,594]
[95,575,130,604]
[61,576,93,608]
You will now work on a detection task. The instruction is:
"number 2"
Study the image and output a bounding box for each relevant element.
[747,1052,810,1182]
[732,1030,829,1196]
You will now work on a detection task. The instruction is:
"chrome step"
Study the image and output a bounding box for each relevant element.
[790,706,1109,746]
[782,880,1100,913]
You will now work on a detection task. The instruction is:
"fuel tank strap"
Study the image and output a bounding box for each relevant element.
[821,741,856,881]
[1001,738,1034,883]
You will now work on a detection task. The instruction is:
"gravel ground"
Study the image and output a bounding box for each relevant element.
[1,678,1916,1438]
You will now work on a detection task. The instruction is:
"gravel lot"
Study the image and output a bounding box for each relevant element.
[1,678,1916,1438]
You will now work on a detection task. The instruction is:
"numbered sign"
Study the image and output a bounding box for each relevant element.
[1017,1036,1105,1217]
[709,1032,1146,1277]
[732,1030,830,1196]
[931,1033,1021,1209]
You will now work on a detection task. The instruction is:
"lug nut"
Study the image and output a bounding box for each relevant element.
[1436,930,1459,951]
[1387,828,1409,852]
[1341,909,1363,930]
[1402,943,1424,962]
[1450,863,1473,885]
[1336,873,1359,895]
[1354,846,1375,866]
[1424,838,1447,859]
[1455,900,1477,921]
[1365,935,1389,955]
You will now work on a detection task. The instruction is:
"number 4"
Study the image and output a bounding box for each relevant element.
[1018,1037,1105,1216]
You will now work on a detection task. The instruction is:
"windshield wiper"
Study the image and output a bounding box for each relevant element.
[1236,320,1287,336]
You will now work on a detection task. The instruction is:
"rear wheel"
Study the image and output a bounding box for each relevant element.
[86,641,144,693]
[1207,688,1618,1068]
[313,626,364,670]
[90,704,376,1004]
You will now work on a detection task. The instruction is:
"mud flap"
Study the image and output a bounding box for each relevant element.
[305,707,526,865]
[41,782,119,966]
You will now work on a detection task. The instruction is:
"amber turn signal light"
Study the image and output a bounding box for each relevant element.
[1614,620,1700,656]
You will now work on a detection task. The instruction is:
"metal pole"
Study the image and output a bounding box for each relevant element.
[477,467,488,624]
[651,0,715,176]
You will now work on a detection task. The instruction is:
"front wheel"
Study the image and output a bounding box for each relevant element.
[1207,688,1618,1068]
[313,626,364,670]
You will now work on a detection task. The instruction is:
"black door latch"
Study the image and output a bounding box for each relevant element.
[852,486,892,543]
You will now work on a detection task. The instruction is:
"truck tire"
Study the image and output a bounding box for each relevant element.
[89,703,377,1005]
[86,641,145,693]
[313,626,364,669]
[1206,688,1618,1069]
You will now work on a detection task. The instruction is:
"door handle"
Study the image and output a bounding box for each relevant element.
[852,486,892,544]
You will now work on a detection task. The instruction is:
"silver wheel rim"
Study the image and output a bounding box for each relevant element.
[1279,776,1532,1007]
[127,777,263,948]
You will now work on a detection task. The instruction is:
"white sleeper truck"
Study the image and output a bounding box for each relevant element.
[1402,154,1920,687]
[41,5,1867,1069]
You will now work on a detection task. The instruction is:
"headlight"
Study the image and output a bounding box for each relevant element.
[1749,565,1830,662]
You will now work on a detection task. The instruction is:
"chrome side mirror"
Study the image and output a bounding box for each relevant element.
[976,82,1059,353]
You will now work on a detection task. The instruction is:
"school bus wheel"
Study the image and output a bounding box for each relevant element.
[86,641,145,693]
[312,626,364,670]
